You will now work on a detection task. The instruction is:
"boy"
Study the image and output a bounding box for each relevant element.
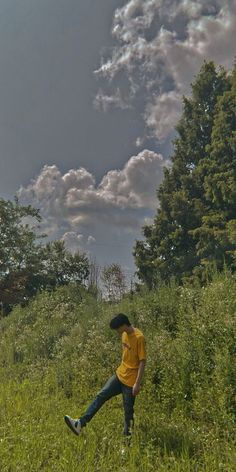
[64,313,146,436]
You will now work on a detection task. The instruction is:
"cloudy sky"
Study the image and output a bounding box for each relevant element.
[1,0,236,276]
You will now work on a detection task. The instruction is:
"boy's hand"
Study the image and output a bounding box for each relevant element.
[132,382,141,396]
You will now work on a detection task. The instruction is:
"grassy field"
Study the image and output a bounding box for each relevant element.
[1,272,236,471]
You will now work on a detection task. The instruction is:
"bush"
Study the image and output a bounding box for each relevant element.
[1,274,236,470]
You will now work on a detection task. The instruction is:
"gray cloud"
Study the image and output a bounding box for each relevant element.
[61,232,84,254]
[94,88,130,112]
[17,150,166,266]
[145,90,182,141]
[95,0,236,142]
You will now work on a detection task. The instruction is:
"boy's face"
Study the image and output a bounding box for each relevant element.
[116,325,127,336]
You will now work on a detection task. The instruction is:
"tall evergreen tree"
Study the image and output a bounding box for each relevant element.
[191,63,236,275]
[134,62,232,287]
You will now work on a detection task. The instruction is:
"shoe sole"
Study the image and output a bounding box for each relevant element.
[64,416,79,436]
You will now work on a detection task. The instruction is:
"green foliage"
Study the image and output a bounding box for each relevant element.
[1,273,236,469]
[0,198,89,313]
[101,263,126,302]
[0,197,42,310]
[134,61,236,287]
[36,241,90,292]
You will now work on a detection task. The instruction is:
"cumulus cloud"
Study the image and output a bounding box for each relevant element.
[95,0,236,142]
[17,150,166,265]
[61,232,84,254]
[145,91,183,141]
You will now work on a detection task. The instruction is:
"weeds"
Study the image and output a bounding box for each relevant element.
[1,274,236,470]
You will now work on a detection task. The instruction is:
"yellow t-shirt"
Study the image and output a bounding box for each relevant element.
[116,328,147,387]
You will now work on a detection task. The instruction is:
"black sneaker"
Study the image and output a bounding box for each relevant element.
[64,415,82,436]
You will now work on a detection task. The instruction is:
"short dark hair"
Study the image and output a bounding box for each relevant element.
[109,313,131,329]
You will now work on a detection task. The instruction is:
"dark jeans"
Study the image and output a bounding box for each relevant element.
[79,374,135,436]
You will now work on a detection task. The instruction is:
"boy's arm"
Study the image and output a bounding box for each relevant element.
[132,359,146,396]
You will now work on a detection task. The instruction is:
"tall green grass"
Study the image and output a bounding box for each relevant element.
[1,272,236,471]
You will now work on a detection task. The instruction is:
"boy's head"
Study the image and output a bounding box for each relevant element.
[109,313,131,334]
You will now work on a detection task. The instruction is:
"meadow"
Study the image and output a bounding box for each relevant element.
[1,271,236,471]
